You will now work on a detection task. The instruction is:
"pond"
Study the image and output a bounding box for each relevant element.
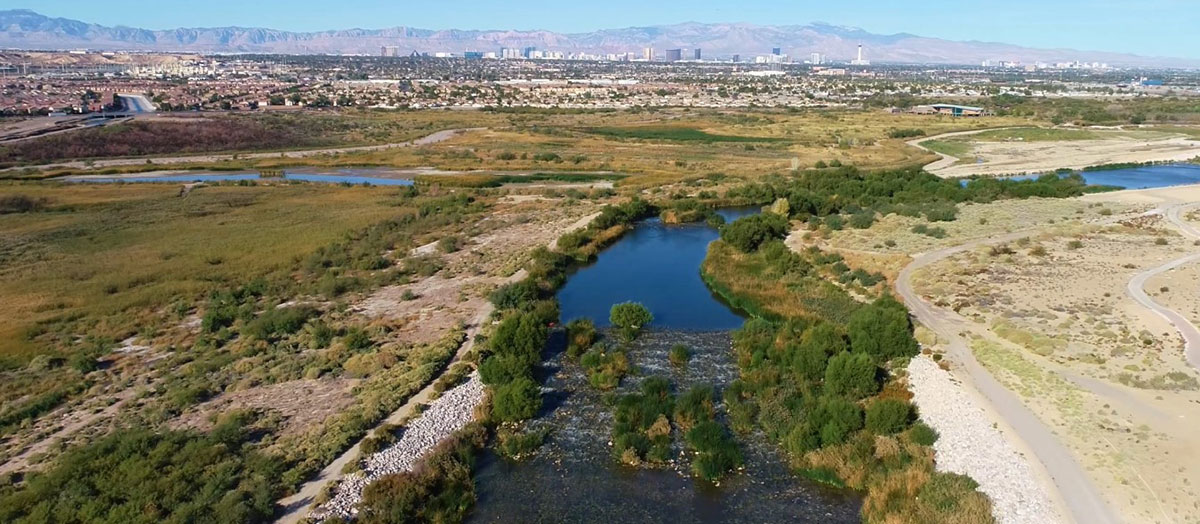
[998,163,1200,190]
[61,167,415,186]
[469,208,862,523]
[556,208,758,331]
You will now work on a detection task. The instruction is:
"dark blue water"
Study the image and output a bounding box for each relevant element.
[998,164,1200,189]
[556,208,758,331]
[65,167,414,186]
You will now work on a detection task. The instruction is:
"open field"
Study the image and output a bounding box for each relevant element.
[4,109,1043,186]
[918,126,1200,177]
[896,189,1200,523]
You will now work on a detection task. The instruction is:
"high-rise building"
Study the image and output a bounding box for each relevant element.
[523,46,537,58]
[643,47,654,61]
[850,44,870,66]
[810,52,824,65]
[693,48,702,60]
[500,47,522,59]
[380,46,401,57]
[666,49,683,62]
[772,47,782,56]
[731,54,740,63]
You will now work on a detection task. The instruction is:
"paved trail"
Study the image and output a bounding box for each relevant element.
[896,232,1120,524]
[906,127,1020,174]
[1126,203,1200,369]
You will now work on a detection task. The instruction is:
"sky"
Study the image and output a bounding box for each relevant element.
[16,0,1198,58]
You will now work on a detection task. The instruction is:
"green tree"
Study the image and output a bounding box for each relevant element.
[791,322,846,381]
[824,351,878,399]
[610,302,653,340]
[719,214,790,253]
[847,297,918,362]
[492,377,542,422]
[865,398,914,434]
[812,396,863,446]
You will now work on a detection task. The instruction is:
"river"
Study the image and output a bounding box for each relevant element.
[468,208,862,523]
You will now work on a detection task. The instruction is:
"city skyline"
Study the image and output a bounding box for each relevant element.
[17,0,1199,60]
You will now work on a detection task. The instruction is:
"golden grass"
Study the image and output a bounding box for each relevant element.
[0,182,409,362]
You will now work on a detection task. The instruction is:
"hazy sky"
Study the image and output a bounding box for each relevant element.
[19,0,1198,58]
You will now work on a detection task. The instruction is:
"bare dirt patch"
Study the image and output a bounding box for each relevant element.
[171,378,358,441]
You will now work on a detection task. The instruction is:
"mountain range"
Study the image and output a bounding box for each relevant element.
[0,9,1192,68]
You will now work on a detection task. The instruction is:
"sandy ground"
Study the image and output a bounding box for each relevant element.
[906,188,1200,523]
[171,378,359,442]
[919,130,1200,178]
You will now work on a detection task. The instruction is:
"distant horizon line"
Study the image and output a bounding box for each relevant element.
[3,8,1194,62]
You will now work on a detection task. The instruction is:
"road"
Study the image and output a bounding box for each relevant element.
[896,232,1120,524]
[117,93,157,113]
[1126,203,1200,369]
[2,128,482,173]
[906,127,1020,174]
[273,211,599,523]
[274,297,500,524]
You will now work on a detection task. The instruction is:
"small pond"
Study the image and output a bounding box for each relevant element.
[62,167,415,186]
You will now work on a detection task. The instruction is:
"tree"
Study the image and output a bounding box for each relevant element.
[610,302,653,340]
[719,214,790,253]
[865,398,914,435]
[824,351,878,399]
[811,396,863,446]
[479,353,532,386]
[491,377,541,422]
[790,322,846,381]
[847,296,918,362]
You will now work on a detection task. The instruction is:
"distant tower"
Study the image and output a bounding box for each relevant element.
[666,48,682,62]
[772,47,782,56]
[643,47,654,61]
[851,44,870,66]
[693,48,701,60]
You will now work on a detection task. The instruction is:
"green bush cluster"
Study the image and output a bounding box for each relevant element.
[609,302,653,341]
[612,377,675,466]
[0,412,280,523]
[358,423,486,524]
[719,213,790,253]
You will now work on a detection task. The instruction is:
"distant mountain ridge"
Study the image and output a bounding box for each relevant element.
[0,9,1192,68]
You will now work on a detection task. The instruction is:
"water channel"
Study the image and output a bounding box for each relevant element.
[469,208,862,523]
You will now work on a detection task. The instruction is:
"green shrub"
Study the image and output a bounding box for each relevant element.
[610,302,653,341]
[565,318,596,359]
[865,398,914,434]
[359,423,485,524]
[668,344,691,366]
[479,354,533,386]
[812,396,863,447]
[909,422,939,446]
[719,214,790,253]
[491,377,542,422]
[824,352,878,399]
[244,305,316,340]
[488,279,540,311]
[847,296,918,362]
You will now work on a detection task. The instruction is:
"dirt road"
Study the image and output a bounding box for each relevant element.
[906,127,1019,172]
[897,232,1120,524]
[273,296,500,524]
[3,128,481,173]
[273,211,599,523]
[1127,203,1200,369]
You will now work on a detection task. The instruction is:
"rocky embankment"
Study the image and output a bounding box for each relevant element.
[906,356,1062,524]
[308,375,485,522]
